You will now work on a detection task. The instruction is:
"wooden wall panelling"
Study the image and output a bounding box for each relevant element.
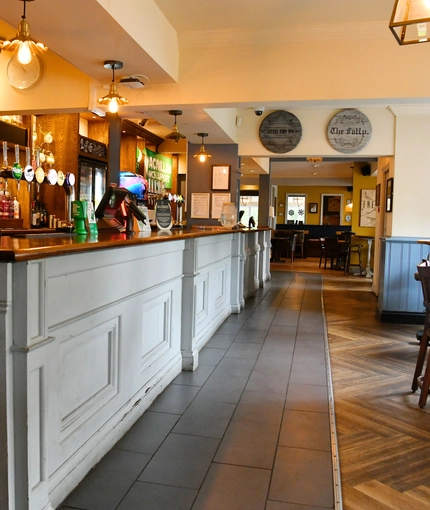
[35,114,80,221]
[378,237,429,322]
[136,138,146,176]
[87,120,109,146]
[120,133,137,172]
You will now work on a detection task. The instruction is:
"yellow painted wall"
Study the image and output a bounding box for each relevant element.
[276,185,353,226]
[0,20,92,114]
[351,167,377,236]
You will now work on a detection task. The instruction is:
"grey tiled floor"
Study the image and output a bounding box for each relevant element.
[59,271,335,510]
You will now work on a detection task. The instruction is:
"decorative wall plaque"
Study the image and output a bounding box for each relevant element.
[259,111,302,153]
[79,135,107,158]
[327,109,372,154]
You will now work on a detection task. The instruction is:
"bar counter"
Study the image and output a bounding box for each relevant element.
[0,226,271,510]
[0,226,269,262]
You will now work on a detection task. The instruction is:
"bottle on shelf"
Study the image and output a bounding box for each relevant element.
[5,191,13,218]
[31,201,38,228]
[40,204,47,227]
[36,202,41,227]
[1,190,10,219]
[0,190,5,219]
[13,196,19,219]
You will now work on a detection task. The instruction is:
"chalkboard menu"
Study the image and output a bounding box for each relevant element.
[259,111,302,153]
[155,199,173,230]
[79,135,107,159]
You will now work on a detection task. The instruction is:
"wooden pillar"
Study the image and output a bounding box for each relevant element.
[107,113,121,185]
[258,173,271,227]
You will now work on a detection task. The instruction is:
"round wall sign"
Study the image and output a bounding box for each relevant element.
[327,109,372,154]
[259,111,302,153]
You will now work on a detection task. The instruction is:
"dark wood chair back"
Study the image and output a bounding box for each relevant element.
[417,262,430,311]
[412,261,430,407]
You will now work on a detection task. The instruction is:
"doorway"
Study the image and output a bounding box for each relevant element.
[321,194,343,225]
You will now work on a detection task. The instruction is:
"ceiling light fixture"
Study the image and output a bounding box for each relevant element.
[165,110,186,142]
[390,0,430,44]
[98,60,128,114]
[193,133,212,162]
[0,0,47,65]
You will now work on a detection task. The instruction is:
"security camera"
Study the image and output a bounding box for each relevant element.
[254,107,265,116]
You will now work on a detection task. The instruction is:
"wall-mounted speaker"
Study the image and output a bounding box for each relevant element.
[361,165,371,176]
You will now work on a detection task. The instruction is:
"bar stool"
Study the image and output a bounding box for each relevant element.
[412,261,430,407]
[295,230,305,258]
[343,232,363,275]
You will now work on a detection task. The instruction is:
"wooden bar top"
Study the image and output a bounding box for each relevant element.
[0,226,269,262]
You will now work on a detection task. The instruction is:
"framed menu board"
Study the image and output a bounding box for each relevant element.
[191,193,210,218]
[212,193,231,219]
[212,165,230,190]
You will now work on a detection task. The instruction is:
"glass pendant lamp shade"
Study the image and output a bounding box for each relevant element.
[98,60,128,113]
[390,0,430,44]
[0,0,47,64]
[193,133,212,162]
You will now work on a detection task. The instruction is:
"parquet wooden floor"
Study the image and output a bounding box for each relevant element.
[271,257,430,509]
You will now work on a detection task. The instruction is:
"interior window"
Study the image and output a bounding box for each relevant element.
[239,195,259,226]
[286,194,306,224]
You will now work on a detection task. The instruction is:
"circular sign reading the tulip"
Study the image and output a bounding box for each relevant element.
[327,109,372,154]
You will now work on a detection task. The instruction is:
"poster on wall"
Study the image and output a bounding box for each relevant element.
[360,188,376,227]
[143,148,173,188]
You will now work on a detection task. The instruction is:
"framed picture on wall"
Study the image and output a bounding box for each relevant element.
[191,193,210,218]
[212,165,230,190]
[375,183,381,207]
[359,188,376,227]
[309,203,318,213]
[386,178,394,212]
[211,193,231,219]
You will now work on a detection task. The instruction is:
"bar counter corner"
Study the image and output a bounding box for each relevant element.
[0,226,270,510]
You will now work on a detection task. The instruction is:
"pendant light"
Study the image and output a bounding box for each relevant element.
[165,110,186,142]
[390,0,430,45]
[98,60,128,114]
[0,0,47,65]
[194,133,212,162]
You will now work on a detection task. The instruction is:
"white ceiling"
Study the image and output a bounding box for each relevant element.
[0,0,396,184]
[153,0,394,32]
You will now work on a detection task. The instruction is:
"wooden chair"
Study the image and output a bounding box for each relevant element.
[278,233,298,262]
[295,230,305,259]
[323,237,345,269]
[271,230,292,262]
[342,231,363,275]
[412,262,430,407]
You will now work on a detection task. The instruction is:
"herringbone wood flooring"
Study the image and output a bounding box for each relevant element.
[272,257,430,509]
